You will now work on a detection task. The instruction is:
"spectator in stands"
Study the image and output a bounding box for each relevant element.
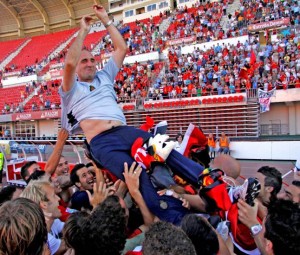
[60,4,205,224]
[45,99,51,109]
[218,132,230,154]
[21,180,68,255]
[143,221,196,255]
[0,198,49,255]
[174,133,183,150]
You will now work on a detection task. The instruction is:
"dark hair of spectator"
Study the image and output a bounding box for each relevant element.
[0,186,16,206]
[87,195,127,255]
[143,221,196,255]
[85,162,93,168]
[264,199,300,255]
[63,211,90,255]
[70,163,86,186]
[176,133,183,141]
[181,214,219,255]
[257,166,282,200]
[20,161,37,180]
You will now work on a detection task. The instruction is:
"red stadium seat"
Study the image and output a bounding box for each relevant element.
[238,95,244,102]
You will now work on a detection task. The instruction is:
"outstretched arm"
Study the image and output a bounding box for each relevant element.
[123,162,155,227]
[62,16,93,92]
[44,128,69,176]
[93,5,127,68]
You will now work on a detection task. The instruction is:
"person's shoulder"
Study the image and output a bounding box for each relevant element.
[72,190,87,199]
[52,219,64,232]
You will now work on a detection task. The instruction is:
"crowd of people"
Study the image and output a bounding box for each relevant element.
[0,128,299,255]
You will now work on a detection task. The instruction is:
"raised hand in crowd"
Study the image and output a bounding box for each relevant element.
[123,162,156,227]
[123,161,142,196]
[86,165,109,209]
[237,199,259,228]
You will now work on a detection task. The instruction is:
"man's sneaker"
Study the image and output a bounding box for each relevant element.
[232,177,261,206]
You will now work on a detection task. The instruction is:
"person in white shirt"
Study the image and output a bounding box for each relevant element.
[21,180,68,255]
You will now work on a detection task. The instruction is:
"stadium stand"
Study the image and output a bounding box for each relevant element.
[5,28,77,72]
[0,38,27,64]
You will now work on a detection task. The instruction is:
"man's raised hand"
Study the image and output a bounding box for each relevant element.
[93,5,109,24]
[57,128,69,143]
[80,16,93,34]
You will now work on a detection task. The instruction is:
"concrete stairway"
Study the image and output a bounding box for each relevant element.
[220,0,241,32]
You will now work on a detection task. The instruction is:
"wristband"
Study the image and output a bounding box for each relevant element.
[104,20,113,28]
[250,224,262,236]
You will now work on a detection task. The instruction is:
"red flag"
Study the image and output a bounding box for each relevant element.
[239,67,249,80]
[140,116,154,131]
[250,50,256,65]
[178,123,207,157]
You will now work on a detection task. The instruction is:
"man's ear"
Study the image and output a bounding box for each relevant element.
[266,186,274,193]
[265,239,274,255]
[39,201,48,211]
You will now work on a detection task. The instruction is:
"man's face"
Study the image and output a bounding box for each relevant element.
[43,185,61,219]
[255,172,272,205]
[26,163,42,180]
[76,50,97,83]
[50,176,62,194]
[277,184,300,204]
[76,167,95,191]
[55,157,69,176]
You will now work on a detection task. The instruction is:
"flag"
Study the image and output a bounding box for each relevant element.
[178,123,207,157]
[250,50,256,65]
[140,116,154,132]
[239,67,249,80]
[154,121,168,135]
[258,88,276,113]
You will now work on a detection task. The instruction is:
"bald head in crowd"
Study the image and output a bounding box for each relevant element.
[210,154,241,179]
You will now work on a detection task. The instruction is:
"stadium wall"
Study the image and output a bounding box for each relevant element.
[230,141,300,161]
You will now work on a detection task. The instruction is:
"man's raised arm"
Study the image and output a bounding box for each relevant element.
[62,16,93,92]
[44,128,69,176]
[93,5,127,68]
